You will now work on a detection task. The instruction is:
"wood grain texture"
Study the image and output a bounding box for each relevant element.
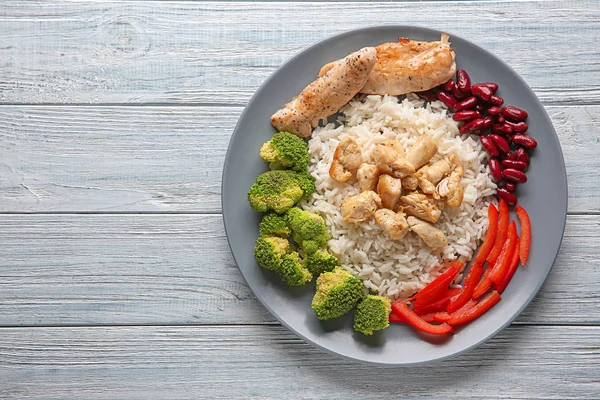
[0,104,598,213]
[1,325,599,399]
[0,214,597,326]
[0,1,598,105]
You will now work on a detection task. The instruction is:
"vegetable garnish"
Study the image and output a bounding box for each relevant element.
[489,221,518,285]
[516,205,531,265]
[412,260,463,307]
[448,291,502,326]
[487,199,509,265]
[497,241,521,294]
[392,302,454,335]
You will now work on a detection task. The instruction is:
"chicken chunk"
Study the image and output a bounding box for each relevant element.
[271,47,377,137]
[374,209,409,240]
[373,142,415,179]
[400,192,443,223]
[401,175,419,191]
[341,191,382,223]
[319,34,456,96]
[405,136,439,170]
[437,154,465,208]
[417,159,451,195]
[329,137,362,182]
[377,174,403,210]
[356,163,380,192]
[407,216,448,249]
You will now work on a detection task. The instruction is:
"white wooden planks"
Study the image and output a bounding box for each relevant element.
[0,105,597,213]
[0,1,598,105]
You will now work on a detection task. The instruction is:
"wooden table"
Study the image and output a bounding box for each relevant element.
[1,1,599,398]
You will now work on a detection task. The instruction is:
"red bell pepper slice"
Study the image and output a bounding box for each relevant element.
[433,311,451,323]
[474,221,516,299]
[497,241,521,294]
[489,221,518,284]
[487,199,509,265]
[516,205,531,265]
[389,312,406,323]
[447,204,498,312]
[392,302,453,335]
[448,291,502,326]
[412,261,463,307]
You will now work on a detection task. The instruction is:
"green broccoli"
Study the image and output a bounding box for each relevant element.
[279,252,313,286]
[260,132,310,172]
[286,207,330,254]
[311,267,366,320]
[353,295,392,336]
[254,236,291,271]
[247,170,315,214]
[306,249,339,276]
[259,213,291,237]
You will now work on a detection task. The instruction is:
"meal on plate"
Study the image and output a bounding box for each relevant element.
[248,34,534,338]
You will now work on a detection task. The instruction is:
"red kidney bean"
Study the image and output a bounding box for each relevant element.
[492,123,513,136]
[490,134,510,153]
[480,82,499,93]
[482,116,494,130]
[504,121,528,133]
[512,134,538,149]
[437,91,457,108]
[456,70,471,92]
[480,135,499,156]
[505,182,517,192]
[417,89,439,102]
[497,188,517,206]
[487,106,502,116]
[502,159,528,171]
[454,96,478,112]
[453,110,482,121]
[471,84,493,102]
[497,115,505,123]
[460,118,485,134]
[502,106,528,122]
[488,158,502,182]
[451,84,470,99]
[443,80,456,92]
[514,147,530,165]
[490,95,504,106]
[503,168,528,184]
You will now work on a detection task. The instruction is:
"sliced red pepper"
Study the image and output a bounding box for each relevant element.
[497,241,520,294]
[489,221,518,284]
[412,261,463,307]
[474,222,516,299]
[413,297,450,315]
[448,291,502,326]
[487,199,509,265]
[447,204,498,312]
[392,301,454,335]
[389,312,406,323]
[454,298,477,314]
[516,205,531,265]
[433,311,451,323]
[472,276,492,299]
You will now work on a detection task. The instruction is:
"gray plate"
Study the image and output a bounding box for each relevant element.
[222,26,567,365]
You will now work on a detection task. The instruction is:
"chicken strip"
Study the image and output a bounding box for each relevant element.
[407,216,448,249]
[373,141,415,179]
[319,34,455,96]
[356,163,380,192]
[400,192,442,223]
[417,159,451,195]
[401,175,419,191]
[437,154,465,208]
[341,191,382,223]
[405,136,438,170]
[271,47,377,137]
[329,137,362,182]
[374,209,409,240]
[377,174,403,210]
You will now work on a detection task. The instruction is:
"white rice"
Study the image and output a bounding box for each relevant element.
[301,94,496,299]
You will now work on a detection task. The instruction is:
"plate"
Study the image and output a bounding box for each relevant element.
[222,26,567,365]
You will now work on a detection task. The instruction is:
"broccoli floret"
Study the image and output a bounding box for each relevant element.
[353,295,392,336]
[248,170,315,214]
[260,132,310,172]
[254,236,291,271]
[311,267,366,320]
[306,249,339,276]
[279,252,313,286]
[259,213,291,237]
[286,207,330,254]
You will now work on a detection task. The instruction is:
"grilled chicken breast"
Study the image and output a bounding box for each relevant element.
[271,47,377,137]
